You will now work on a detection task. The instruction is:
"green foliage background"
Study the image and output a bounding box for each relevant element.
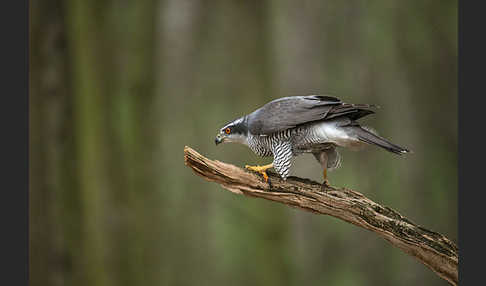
[30,1,457,285]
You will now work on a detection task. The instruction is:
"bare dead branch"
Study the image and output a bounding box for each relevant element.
[183,146,458,285]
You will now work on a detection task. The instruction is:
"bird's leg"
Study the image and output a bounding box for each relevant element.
[319,152,330,191]
[245,163,274,182]
[321,167,330,191]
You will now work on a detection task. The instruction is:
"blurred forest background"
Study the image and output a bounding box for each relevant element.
[30,1,457,285]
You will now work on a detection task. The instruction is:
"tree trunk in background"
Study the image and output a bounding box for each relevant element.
[31,0,160,285]
[30,1,81,285]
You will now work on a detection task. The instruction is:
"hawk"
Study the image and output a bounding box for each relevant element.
[215,95,410,186]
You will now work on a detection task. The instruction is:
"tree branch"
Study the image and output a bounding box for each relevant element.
[183,146,458,285]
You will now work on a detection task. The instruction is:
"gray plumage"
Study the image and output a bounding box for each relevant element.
[215,95,410,180]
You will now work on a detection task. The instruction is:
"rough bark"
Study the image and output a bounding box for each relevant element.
[183,146,458,286]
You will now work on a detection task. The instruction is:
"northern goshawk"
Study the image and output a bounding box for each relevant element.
[215,95,410,185]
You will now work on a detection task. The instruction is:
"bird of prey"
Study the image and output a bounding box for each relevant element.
[214,95,410,186]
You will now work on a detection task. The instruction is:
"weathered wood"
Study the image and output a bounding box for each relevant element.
[183,146,458,285]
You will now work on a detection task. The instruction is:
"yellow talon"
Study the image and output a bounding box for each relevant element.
[245,163,274,182]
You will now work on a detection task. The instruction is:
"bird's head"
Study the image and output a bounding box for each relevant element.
[215,116,248,145]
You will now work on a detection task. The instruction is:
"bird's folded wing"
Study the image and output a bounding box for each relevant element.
[247,95,375,135]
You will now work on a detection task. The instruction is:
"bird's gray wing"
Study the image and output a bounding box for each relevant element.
[247,95,375,135]
[271,140,293,180]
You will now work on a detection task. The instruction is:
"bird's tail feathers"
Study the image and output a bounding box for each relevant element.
[355,126,410,155]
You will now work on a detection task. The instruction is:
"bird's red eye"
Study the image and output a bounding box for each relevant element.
[225,128,231,134]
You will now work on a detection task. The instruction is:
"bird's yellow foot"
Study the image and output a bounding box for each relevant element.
[245,163,274,183]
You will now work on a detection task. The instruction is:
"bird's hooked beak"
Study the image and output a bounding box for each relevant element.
[215,133,225,145]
